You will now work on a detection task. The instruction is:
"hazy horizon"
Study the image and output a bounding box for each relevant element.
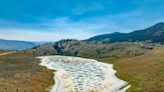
[0,0,164,41]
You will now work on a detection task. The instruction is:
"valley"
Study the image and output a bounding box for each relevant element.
[0,42,163,92]
[0,22,163,92]
[0,0,163,91]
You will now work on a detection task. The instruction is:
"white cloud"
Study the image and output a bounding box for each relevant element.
[0,28,96,41]
[0,17,107,41]
[0,8,164,41]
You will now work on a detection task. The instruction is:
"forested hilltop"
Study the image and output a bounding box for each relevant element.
[86,22,164,44]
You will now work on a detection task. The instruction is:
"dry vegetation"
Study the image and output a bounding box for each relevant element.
[104,47,164,92]
[0,50,11,54]
[0,51,54,92]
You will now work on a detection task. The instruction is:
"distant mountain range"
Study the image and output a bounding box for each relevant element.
[86,22,164,44]
[0,39,37,50]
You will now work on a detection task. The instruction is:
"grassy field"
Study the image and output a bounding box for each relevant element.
[0,51,54,92]
[100,47,164,92]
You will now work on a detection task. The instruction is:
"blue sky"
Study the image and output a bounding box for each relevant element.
[0,0,164,41]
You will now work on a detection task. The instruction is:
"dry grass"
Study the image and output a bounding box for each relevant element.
[0,51,54,92]
[0,50,11,54]
[113,47,164,92]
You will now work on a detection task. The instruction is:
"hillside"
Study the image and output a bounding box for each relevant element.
[0,39,37,50]
[112,47,164,92]
[86,22,164,44]
[28,39,153,59]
